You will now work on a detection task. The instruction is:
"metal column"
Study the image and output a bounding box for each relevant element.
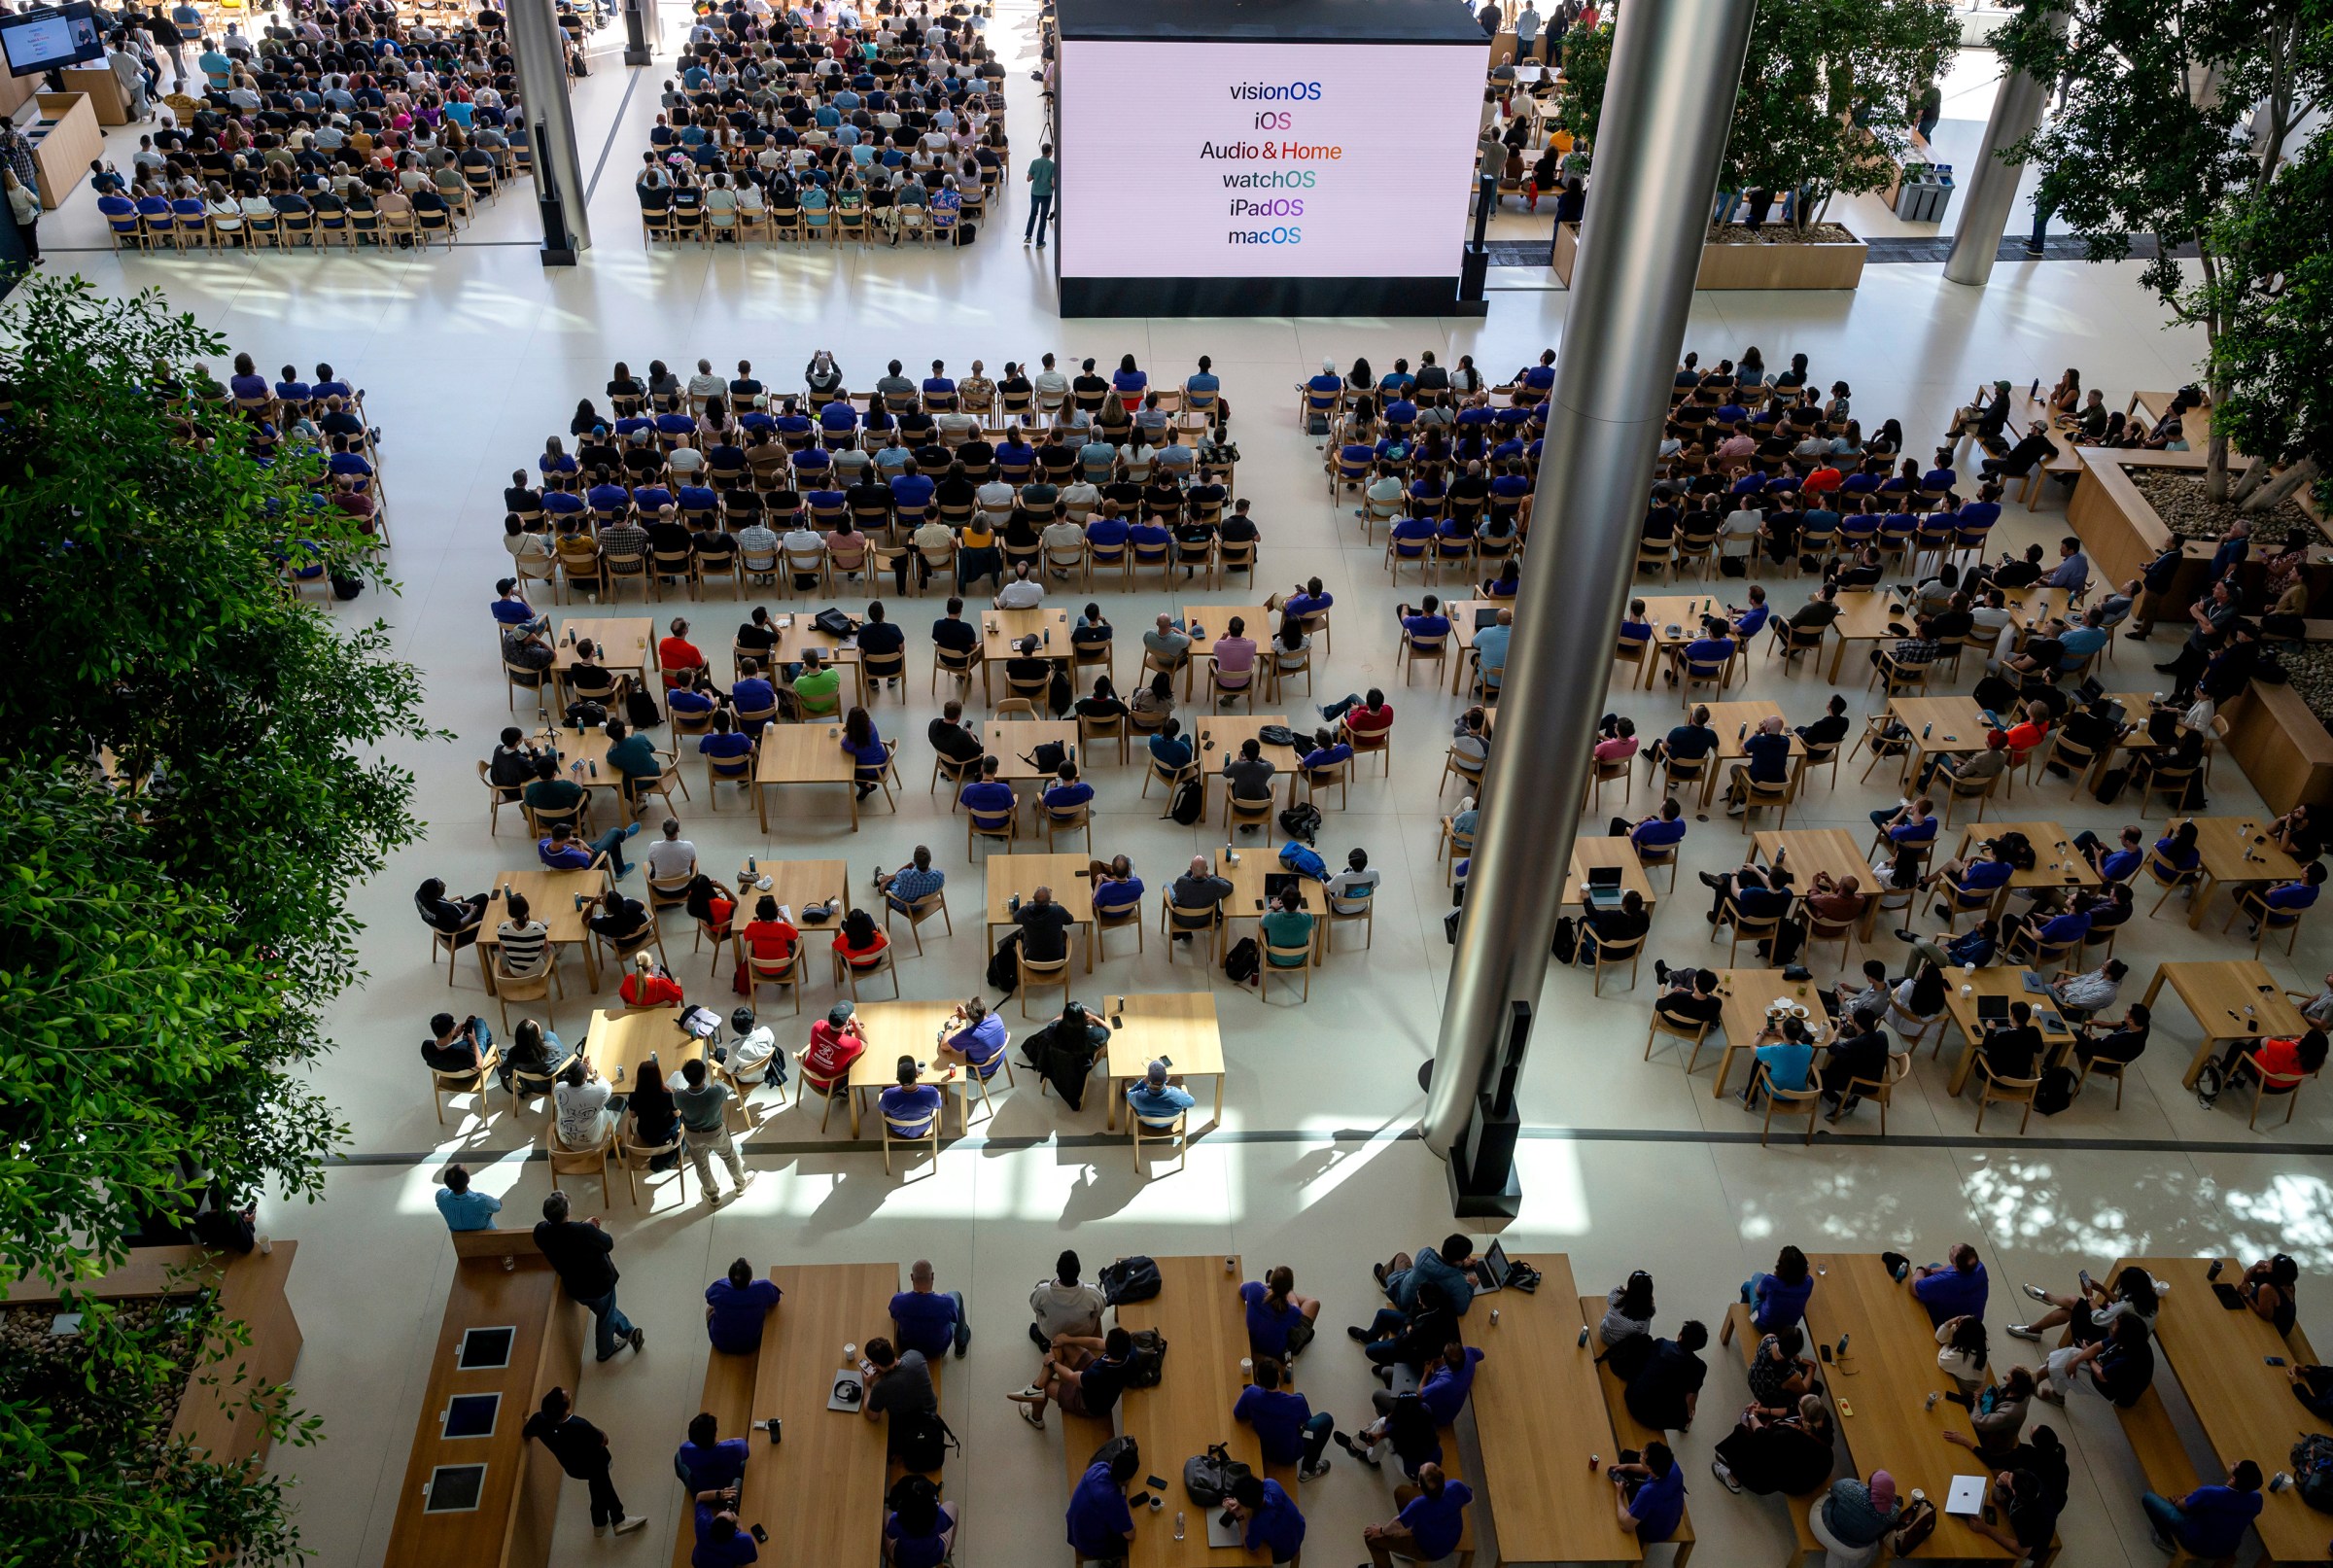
[1420,0,1757,1161]
[508,0,592,262]
[1943,5,2063,285]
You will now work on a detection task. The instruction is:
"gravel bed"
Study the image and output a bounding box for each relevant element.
[1710,224,1862,246]
[0,1295,204,1460]
[2131,470,2319,547]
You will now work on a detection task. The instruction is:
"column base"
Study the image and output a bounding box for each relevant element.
[1445,1149,1523,1219]
[623,46,652,64]
[539,245,579,267]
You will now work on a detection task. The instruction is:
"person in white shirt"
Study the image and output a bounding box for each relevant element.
[687,359,725,401]
[1040,517,1088,574]
[645,819,697,882]
[725,1006,783,1086]
[553,1058,617,1149]
[1033,354,1070,408]
[1326,847,1381,901]
[994,563,1046,610]
[1029,1249,1107,1352]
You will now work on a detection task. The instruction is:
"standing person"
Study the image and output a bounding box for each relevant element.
[521,1385,646,1536]
[533,1191,645,1362]
[1023,141,1056,246]
[673,1057,749,1205]
[5,169,39,266]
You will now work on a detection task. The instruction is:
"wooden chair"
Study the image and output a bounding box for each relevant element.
[1143,755,1196,814]
[1077,709,1130,765]
[1303,756,1352,812]
[1714,895,1783,965]
[548,1127,616,1209]
[2235,1051,2318,1131]
[1205,663,1255,713]
[1923,877,1998,931]
[1973,1058,2042,1133]
[884,889,952,956]
[833,944,901,1001]
[1936,767,2000,827]
[1162,897,1223,964]
[1642,1012,1712,1074]
[1802,902,1860,967]
[2075,1048,2130,1111]
[881,1100,943,1177]
[1397,628,1448,685]
[1732,764,1799,832]
[2137,761,2199,818]
[1042,797,1094,852]
[2143,851,2201,917]
[2225,889,2312,958]
[1224,790,1275,842]
[1755,1065,1824,1147]
[428,1045,504,1125]
[490,950,564,1032]
[614,1117,685,1206]
[1581,929,1644,995]
[1322,889,1374,952]
[1130,1098,1189,1173]
[1836,1052,1914,1134]
[1259,937,1314,1002]
[429,911,488,986]
[1347,721,1392,778]
[967,800,1017,857]
[1095,897,1145,958]
[737,943,808,1016]
[1017,951,1072,1018]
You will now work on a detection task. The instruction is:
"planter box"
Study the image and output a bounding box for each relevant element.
[1550,221,1866,290]
[2226,681,2333,813]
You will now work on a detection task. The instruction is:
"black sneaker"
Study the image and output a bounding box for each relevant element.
[1346,1324,1371,1342]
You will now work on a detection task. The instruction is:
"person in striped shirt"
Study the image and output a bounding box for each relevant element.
[496,892,551,978]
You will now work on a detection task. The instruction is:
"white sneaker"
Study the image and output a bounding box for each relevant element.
[611,1517,646,1536]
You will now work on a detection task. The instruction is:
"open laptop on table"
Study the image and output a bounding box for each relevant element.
[1465,1238,1517,1293]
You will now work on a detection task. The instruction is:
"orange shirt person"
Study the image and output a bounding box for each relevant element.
[659,615,708,688]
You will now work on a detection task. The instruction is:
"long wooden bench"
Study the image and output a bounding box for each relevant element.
[1575,1296,1694,1565]
[1720,1304,1825,1566]
[2059,1309,2231,1568]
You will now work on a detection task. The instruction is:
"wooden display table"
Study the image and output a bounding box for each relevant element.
[58,65,129,124]
[383,1229,583,1568]
[27,93,102,211]
[1101,992,1226,1133]
[1116,1255,1272,1567]
[4,1240,303,1469]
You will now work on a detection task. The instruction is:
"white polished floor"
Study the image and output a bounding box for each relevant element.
[20,6,2330,1567]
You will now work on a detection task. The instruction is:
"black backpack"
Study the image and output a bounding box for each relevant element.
[1027,741,1067,774]
[1767,915,1806,967]
[889,1408,958,1473]
[1550,916,1578,964]
[1278,802,1321,845]
[1124,1328,1168,1388]
[813,607,855,638]
[1099,1255,1163,1305]
[1183,1443,1253,1506]
[626,686,663,729]
[1224,936,1260,984]
[1169,778,1203,824]
[2293,1432,2333,1512]
[2033,1065,2076,1115]
[1091,1434,1139,1472]
[1600,1331,1656,1382]
[985,930,1022,993]
[2093,766,2128,805]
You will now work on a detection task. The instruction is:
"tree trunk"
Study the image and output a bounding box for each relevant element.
[2204,371,2231,501]
[2239,457,2318,514]
[2230,453,2271,503]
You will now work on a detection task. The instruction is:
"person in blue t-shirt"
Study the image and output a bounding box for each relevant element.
[674,1411,749,1503]
[2142,1461,2264,1559]
[943,995,1009,1078]
[888,1260,968,1361]
[1363,1463,1473,1567]
[1910,1244,1989,1325]
[958,756,1017,818]
[1415,1340,1485,1424]
[1234,1356,1335,1478]
[1226,1474,1306,1564]
[1623,797,1689,854]
[1743,1016,1816,1108]
[878,1055,945,1132]
[1743,1245,1816,1333]
[704,1258,782,1354]
[1064,1446,1139,1560]
[1397,595,1451,642]
[691,1504,757,1568]
[1612,1440,1686,1543]
[1238,1268,1321,1361]
[1149,716,1194,772]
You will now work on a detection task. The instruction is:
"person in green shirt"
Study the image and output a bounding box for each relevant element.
[604,719,663,809]
[789,648,844,718]
[1024,142,1056,248]
[523,753,588,821]
[1259,886,1316,966]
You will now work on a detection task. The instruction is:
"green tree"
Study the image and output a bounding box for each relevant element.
[1723,0,1961,238]
[1995,0,2333,498]
[1550,19,1614,166]
[0,275,435,1565]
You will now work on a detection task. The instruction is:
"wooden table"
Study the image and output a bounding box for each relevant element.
[1642,592,1730,688]
[848,999,969,1138]
[584,1005,703,1092]
[1889,696,1990,788]
[1214,846,1321,937]
[479,868,608,992]
[771,615,868,707]
[1802,1254,2016,1562]
[755,722,862,832]
[383,1230,583,1568]
[984,853,1097,973]
[2124,1256,2332,1564]
[1101,993,1225,1133]
[1446,599,1496,693]
[1939,968,2080,1095]
[986,719,1081,788]
[1952,821,2099,913]
[1179,604,1273,697]
[1116,1256,1272,1568]
[1471,1253,1645,1566]
[528,723,622,800]
[977,607,1070,702]
[730,857,852,928]
[1703,700,1804,806]
[1827,589,1910,681]
[2173,816,2307,930]
[737,1264,904,1568]
[1708,969,1832,1100]
[2141,960,2307,1089]
[1192,714,1300,809]
[1565,835,1657,911]
[553,617,653,677]
[1752,828,1878,936]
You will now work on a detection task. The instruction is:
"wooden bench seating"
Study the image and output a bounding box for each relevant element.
[2056,1325,2230,1568]
[1060,1407,1117,1565]
[1580,1297,1693,1566]
[672,1347,761,1568]
[1721,1304,1824,1565]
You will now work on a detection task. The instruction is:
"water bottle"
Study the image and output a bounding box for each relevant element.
[1173,1511,1186,1542]
[1922,721,1932,740]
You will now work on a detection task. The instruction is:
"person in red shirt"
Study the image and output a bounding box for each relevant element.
[659,616,708,689]
[619,953,684,1008]
[1801,465,1843,495]
[1331,687,1395,746]
[830,907,890,977]
[802,1001,867,1084]
[1997,700,2051,765]
[2219,1028,2328,1092]
[731,894,801,995]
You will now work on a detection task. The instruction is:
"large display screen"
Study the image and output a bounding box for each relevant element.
[1,4,104,78]
[1058,39,1484,282]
